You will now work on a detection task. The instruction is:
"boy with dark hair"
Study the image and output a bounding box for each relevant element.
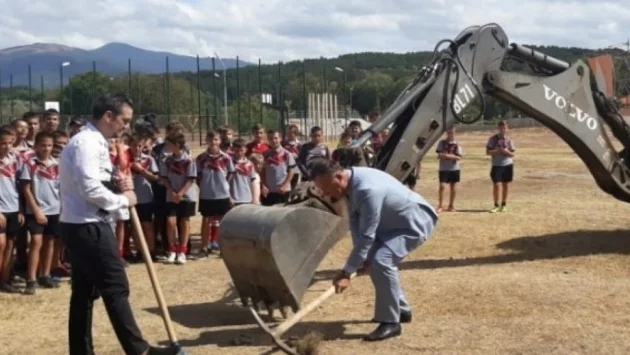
[67,116,86,137]
[230,138,259,205]
[282,124,301,189]
[486,120,515,213]
[151,121,186,257]
[0,127,24,293]
[52,131,68,159]
[246,123,269,156]
[347,120,363,141]
[20,131,61,294]
[129,133,160,261]
[22,111,40,148]
[218,126,235,157]
[160,132,197,264]
[435,126,462,213]
[196,130,235,255]
[41,109,60,133]
[297,126,330,181]
[261,130,296,205]
[332,132,353,162]
[11,118,30,153]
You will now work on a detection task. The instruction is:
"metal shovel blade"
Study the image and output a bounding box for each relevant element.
[218,203,348,313]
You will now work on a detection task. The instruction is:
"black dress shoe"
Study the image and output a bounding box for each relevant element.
[147,345,187,355]
[363,323,401,342]
[371,311,412,324]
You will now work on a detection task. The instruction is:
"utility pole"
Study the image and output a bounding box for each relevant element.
[214,52,228,126]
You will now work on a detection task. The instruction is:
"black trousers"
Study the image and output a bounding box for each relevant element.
[262,192,290,206]
[60,222,149,355]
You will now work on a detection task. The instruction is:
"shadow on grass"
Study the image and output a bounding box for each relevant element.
[158,320,367,349]
[143,283,270,328]
[400,229,630,271]
[313,229,630,277]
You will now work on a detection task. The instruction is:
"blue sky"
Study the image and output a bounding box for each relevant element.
[0,0,628,63]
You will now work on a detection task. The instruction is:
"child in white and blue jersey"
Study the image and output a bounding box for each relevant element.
[20,131,60,294]
[0,126,24,294]
[196,130,235,254]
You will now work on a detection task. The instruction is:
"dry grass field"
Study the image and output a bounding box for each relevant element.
[3,126,630,355]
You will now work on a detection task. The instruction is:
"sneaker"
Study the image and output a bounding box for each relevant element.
[166,252,177,264]
[209,242,220,251]
[499,205,508,212]
[11,275,26,285]
[490,206,501,213]
[196,247,210,259]
[23,280,37,295]
[176,253,187,265]
[0,283,21,294]
[38,276,59,289]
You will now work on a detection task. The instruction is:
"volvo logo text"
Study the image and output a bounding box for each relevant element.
[543,84,598,131]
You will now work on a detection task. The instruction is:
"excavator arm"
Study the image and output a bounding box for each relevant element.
[218,23,630,317]
[343,23,630,202]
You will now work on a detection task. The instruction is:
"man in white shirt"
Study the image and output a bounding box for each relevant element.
[59,93,181,355]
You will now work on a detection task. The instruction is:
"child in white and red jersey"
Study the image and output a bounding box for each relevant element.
[282,124,301,189]
[230,138,259,206]
[196,130,235,255]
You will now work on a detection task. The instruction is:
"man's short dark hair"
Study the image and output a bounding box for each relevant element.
[308,158,343,179]
[310,126,322,135]
[93,93,133,120]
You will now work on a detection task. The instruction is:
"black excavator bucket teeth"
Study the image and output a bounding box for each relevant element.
[218,203,348,314]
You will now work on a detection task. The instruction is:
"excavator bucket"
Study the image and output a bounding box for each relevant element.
[219,201,348,314]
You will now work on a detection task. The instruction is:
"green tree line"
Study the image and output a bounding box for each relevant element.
[1,44,628,131]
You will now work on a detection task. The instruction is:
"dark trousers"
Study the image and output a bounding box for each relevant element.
[262,192,290,206]
[60,222,149,355]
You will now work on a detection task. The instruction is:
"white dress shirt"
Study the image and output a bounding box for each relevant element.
[59,122,129,224]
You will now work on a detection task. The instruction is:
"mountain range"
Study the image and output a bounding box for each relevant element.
[0,42,248,88]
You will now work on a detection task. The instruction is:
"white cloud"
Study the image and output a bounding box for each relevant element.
[0,0,628,63]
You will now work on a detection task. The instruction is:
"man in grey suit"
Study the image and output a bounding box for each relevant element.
[310,158,438,341]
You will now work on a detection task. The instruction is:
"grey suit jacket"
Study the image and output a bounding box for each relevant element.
[343,167,438,273]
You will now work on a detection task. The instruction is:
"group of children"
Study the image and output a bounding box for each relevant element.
[104,120,333,266]
[0,108,516,295]
[0,109,78,295]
